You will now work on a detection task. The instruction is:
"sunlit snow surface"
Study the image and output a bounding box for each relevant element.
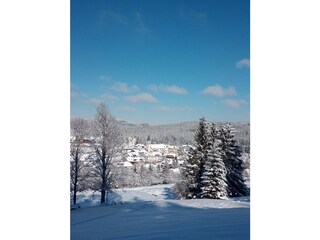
[71,184,250,240]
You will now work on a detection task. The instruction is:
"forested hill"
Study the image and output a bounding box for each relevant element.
[118,121,250,151]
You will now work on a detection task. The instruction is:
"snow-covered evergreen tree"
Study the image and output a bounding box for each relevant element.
[183,148,199,198]
[184,117,209,198]
[200,123,228,199]
[219,124,249,197]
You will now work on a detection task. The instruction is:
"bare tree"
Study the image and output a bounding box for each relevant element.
[70,117,90,205]
[91,102,122,204]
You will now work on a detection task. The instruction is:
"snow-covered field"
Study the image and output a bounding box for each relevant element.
[71,184,250,240]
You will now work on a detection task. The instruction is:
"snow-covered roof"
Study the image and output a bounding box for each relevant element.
[136,144,146,147]
[170,168,180,174]
[149,144,168,149]
[150,151,162,156]
[123,162,133,167]
[127,152,139,157]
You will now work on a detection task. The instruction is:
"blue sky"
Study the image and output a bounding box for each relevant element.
[71,0,250,124]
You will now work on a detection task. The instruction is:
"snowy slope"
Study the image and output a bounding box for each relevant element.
[71,184,250,240]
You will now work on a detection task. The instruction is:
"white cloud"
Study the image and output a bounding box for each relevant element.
[222,99,247,109]
[111,81,139,93]
[99,76,139,93]
[149,84,188,95]
[225,87,237,96]
[125,93,158,103]
[203,85,224,96]
[236,58,250,69]
[203,85,237,97]
[165,85,188,94]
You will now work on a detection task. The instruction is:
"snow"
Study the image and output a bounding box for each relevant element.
[149,144,168,149]
[71,184,250,240]
[170,168,180,174]
[123,161,133,167]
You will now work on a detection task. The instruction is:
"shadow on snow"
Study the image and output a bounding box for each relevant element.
[71,191,250,240]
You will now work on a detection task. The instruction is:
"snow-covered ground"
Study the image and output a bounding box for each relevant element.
[71,184,250,240]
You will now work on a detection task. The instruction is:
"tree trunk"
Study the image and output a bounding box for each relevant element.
[101,189,106,204]
[73,183,77,205]
[101,164,106,204]
[73,155,78,205]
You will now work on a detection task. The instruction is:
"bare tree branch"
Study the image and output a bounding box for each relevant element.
[90,102,123,204]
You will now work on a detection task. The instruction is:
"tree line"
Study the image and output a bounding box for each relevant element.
[173,117,249,199]
[119,120,250,152]
[71,103,250,206]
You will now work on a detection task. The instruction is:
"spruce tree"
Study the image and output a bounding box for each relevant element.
[219,124,249,197]
[183,147,200,198]
[184,117,209,198]
[200,123,228,199]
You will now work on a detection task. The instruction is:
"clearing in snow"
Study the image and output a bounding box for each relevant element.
[71,184,250,240]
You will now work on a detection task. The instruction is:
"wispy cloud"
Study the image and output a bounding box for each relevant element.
[87,94,118,105]
[149,85,159,92]
[99,76,139,93]
[236,58,250,69]
[149,84,188,95]
[97,10,150,34]
[117,106,136,112]
[70,82,83,99]
[165,85,188,94]
[125,93,158,103]
[153,105,192,112]
[222,99,247,109]
[71,91,79,98]
[71,87,118,105]
[98,9,127,26]
[203,85,237,97]
[134,12,149,33]
[70,90,88,100]
[99,75,113,81]
[71,82,79,91]
[111,81,139,93]
[179,7,207,23]
[87,98,101,105]
[101,93,118,102]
